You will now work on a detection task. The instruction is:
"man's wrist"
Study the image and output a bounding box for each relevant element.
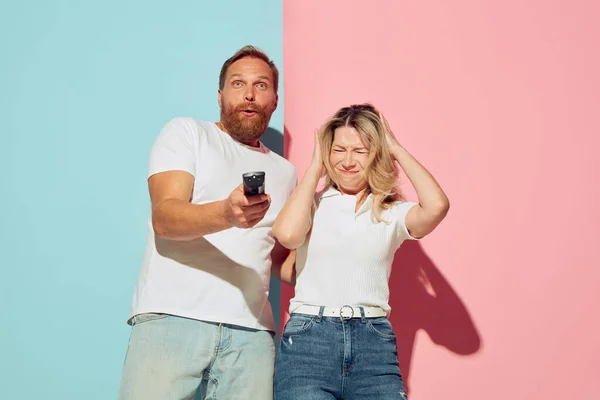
[218,198,234,228]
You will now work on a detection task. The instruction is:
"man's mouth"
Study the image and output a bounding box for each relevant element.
[241,109,258,116]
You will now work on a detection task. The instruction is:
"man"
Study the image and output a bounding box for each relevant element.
[118,45,297,400]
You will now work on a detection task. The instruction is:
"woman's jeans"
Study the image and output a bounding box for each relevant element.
[274,307,407,400]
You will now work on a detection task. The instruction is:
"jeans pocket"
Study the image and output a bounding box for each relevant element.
[366,317,397,340]
[282,314,316,336]
[131,312,168,326]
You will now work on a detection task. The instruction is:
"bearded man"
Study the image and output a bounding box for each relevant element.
[118,45,297,400]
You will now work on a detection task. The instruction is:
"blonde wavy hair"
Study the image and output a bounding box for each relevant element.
[319,103,404,223]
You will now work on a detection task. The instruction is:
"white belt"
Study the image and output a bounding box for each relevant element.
[292,305,387,319]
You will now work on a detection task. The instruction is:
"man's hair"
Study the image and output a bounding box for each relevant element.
[219,45,279,93]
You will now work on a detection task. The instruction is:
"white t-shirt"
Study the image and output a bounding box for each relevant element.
[128,118,297,332]
[290,187,418,316]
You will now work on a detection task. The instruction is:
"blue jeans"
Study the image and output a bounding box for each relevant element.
[118,313,275,400]
[274,308,407,400]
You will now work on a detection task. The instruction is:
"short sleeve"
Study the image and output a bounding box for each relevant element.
[308,190,323,227]
[395,201,420,241]
[148,118,197,178]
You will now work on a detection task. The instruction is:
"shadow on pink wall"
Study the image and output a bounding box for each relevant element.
[391,240,482,394]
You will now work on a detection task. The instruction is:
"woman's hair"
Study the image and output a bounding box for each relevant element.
[319,103,403,223]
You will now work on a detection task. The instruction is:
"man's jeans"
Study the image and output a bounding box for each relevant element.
[274,309,407,400]
[118,313,275,400]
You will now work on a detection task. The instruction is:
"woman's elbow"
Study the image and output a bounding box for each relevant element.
[274,232,304,250]
[428,193,450,219]
[437,197,450,219]
[273,225,305,249]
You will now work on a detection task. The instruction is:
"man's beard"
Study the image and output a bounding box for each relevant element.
[220,102,272,144]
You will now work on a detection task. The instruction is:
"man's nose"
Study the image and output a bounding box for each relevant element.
[244,87,255,102]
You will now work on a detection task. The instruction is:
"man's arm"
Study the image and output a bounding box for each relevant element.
[150,170,271,241]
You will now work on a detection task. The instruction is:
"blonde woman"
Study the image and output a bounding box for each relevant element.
[272,104,449,399]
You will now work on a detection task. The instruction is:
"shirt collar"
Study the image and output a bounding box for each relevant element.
[320,187,342,198]
[319,187,374,215]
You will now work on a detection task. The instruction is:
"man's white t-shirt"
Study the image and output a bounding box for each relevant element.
[128,118,296,332]
[290,187,419,316]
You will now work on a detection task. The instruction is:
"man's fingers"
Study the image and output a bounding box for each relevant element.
[243,199,271,216]
[246,216,265,228]
[244,193,269,205]
[231,189,268,207]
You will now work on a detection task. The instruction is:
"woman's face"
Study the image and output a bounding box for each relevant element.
[329,125,370,195]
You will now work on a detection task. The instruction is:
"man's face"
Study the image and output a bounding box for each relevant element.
[218,57,278,145]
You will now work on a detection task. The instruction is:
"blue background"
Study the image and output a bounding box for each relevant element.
[0,1,283,398]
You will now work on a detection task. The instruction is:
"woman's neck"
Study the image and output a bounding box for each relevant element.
[337,185,370,212]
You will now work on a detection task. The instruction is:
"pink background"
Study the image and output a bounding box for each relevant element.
[281,1,600,398]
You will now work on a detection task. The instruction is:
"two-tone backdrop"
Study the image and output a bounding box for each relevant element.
[2,1,599,399]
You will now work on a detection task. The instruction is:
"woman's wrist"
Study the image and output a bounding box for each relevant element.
[307,162,324,177]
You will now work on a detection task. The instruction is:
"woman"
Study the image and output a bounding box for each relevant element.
[272,103,450,400]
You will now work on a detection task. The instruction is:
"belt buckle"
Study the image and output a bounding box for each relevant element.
[339,305,354,320]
